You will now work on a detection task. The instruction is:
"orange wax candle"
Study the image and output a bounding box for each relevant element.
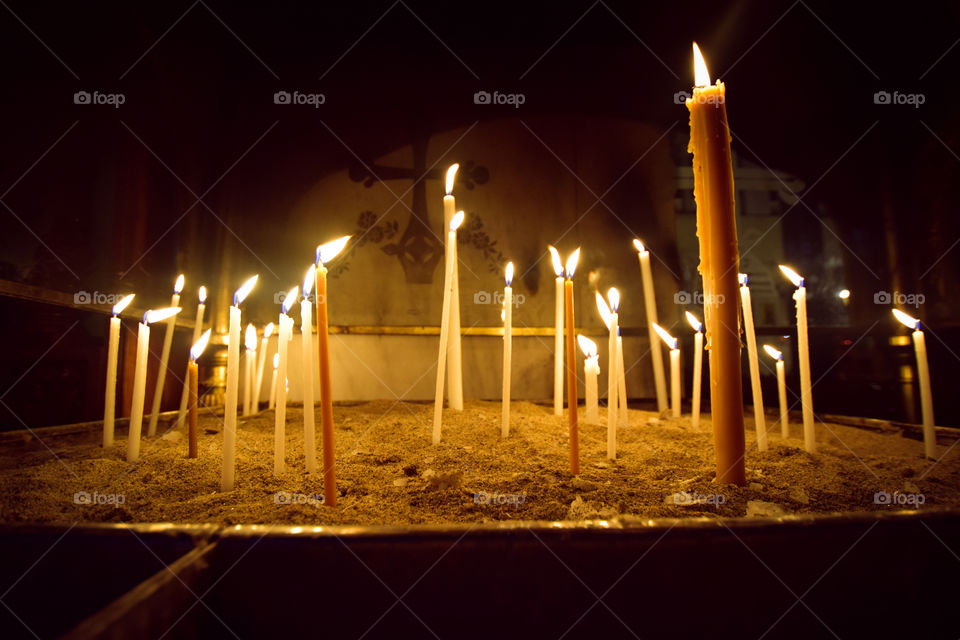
[686,43,745,486]
[563,248,581,475]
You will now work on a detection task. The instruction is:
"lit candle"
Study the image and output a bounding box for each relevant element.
[613,291,628,429]
[763,345,789,439]
[685,43,746,484]
[243,324,257,417]
[188,328,211,458]
[893,309,936,459]
[596,291,620,454]
[548,246,565,416]
[176,286,206,430]
[147,274,184,437]
[443,164,464,411]
[653,323,681,418]
[275,286,298,475]
[127,306,181,462]
[564,248,581,474]
[433,212,464,444]
[268,352,279,410]
[578,335,600,426]
[103,293,134,448]
[780,265,814,453]
[222,275,258,491]
[632,239,668,413]
[501,262,514,437]
[300,265,318,474]
[686,311,704,428]
[253,322,274,413]
[739,274,768,452]
[316,235,351,506]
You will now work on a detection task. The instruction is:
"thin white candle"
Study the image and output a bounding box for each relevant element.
[222,275,257,491]
[501,262,514,437]
[300,265,318,474]
[633,240,668,413]
[103,294,134,448]
[176,286,206,430]
[893,309,936,459]
[269,352,279,410]
[739,274,768,451]
[433,211,464,444]
[275,286,297,475]
[443,164,463,411]
[548,246,565,416]
[253,322,274,413]
[780,265,815,453]
[596,292,619,443]
[578,335,600,426]
[686,311,704,428]
[243,324,256,417]
[148,274,184,436]
[653,323,680,418]
[127,307,181,462]
[764,345,789,438]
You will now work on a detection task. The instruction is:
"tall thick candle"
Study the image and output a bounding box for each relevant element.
[548,246,565,416]
[893,309,936,459]
[253,322,274,412]
[188,328,211,458]
[564,249,581,474]
[301,265,318,474]
[176,286,206,430]
[685,43,745,485]
[780,265,814,453]
[275,286,298,475]
[578,335,600,426]
[686,311,704,428]
[222,275,258,492]
[653,324,681,418]
[443,164,464,411]
[764,345,789,438]
[148,274,184,436]
[596,291,619,455]
[127,307,181,462]
[739,274,768,451]
[633,240,668,413]
[103,293,135,448]
[433,212,464,444]
[501,262,514,437]
[269,352,279,410]
[316,235,351,506]
[243,324,257,417]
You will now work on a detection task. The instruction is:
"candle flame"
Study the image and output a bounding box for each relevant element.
[778,265,803,288]
[174,274,185,294]
[632,238,647,254]
[837,289,850,300]
[234,275,259,305]
[693,42,711,87]
[281,286,299,314]
[565,248,580,278]
[738,273,748,287]
[245,324,257,351]
[190,328,212,361]
[548,245,564,277]
[505,261,514,286]
[450,210,465,231]
[198,285,207,303]
[112,293,135,316]
[144,306,181,325]
[595,292,612,330]
[273,352,280,369]
[892,308,920,331]
[685,310,702,332]
[316,235,351,265]
[445,163,459,195]
[652,322,678,350]
[501,307,505,322]
[607,287,620,313]
[302,264,317,296]
[577,334,598,358]
[264,322,275,338]
[763,344,782,360]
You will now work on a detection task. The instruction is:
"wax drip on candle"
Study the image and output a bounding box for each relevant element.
[112,294,135,316]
